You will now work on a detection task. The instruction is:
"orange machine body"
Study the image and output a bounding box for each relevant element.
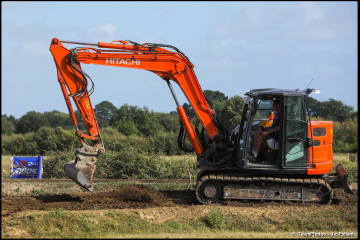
[307,121,333,175]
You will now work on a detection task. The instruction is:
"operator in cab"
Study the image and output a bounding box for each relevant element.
[250,99,280,161]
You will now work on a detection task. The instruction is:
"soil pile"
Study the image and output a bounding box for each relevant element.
[114,184,168,205]
[1,185,172,218]
[331,188,358,206]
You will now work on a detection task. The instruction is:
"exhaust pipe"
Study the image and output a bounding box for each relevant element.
[64,145,105,192]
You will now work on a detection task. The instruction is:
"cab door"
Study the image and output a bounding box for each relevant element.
[282,96,309,167]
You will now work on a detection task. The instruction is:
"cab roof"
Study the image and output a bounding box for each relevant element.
[245,88,307,98]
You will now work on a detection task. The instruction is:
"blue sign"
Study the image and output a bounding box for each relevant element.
[10,156,43,179]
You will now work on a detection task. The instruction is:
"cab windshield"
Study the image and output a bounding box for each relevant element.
[255,99,275,120]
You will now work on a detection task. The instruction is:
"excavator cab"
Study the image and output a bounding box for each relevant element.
[194,88,354,204]
[236,89,316,173]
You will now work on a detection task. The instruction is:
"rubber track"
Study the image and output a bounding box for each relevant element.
[195,174,332,205]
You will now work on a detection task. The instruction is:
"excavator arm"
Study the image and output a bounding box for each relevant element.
[50,38,222,191]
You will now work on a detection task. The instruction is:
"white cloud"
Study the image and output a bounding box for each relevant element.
[243,4,263,27]
[1,1,32,10]
[296,1,324,25]
[21,40,48,57]
[211,2,357,43]
[87,23,118,42]
[294,2,357,41]
[219,39,228,46]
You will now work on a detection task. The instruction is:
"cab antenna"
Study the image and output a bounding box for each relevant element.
[304,78,314,91]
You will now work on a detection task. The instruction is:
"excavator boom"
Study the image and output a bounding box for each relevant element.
[50,38,220,190]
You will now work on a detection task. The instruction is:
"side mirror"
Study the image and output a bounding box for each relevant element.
[306,137,312,147]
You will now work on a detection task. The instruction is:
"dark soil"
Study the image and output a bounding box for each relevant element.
[1,183,357,222]
[1,184,196,219]
[332,188,358,205]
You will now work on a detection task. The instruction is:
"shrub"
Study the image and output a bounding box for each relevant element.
[43,150,75,179]
[1,132,39,155]
[33,127,58,154]
[42,149,197,179]
[146,131,183,155]
[205,207,224,229]
[54,127,77,151]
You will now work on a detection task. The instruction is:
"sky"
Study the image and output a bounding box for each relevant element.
[1,1,358,119]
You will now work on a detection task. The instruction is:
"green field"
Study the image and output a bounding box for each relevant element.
[2,206,358,239]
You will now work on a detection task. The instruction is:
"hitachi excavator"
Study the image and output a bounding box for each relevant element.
[50,38,355,205]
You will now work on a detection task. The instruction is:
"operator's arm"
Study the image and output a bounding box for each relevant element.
[261,126,279,136]
[261,111,280,136]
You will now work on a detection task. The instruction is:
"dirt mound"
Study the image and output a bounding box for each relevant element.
[331,189,358,206]
[113,184,168,205]
[1,185,173,219]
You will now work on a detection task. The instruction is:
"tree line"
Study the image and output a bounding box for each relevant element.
[1,90,358,155]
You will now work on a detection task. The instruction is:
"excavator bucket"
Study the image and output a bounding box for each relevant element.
[324,163,356,194]
[64,159,96,192]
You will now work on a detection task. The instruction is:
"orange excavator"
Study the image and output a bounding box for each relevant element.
[50,38,355,204]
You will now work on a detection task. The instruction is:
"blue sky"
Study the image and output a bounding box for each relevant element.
[2,1,358,119]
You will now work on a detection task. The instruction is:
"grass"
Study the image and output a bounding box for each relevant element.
[1,207,357,239]
[334,153,358,163]
[2,155,11,178]
[204,207,224,229]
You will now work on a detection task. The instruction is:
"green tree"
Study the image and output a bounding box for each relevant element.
[321,99,354,123]
[33,126,58,154]
[333,117,358,153]
[307,96,321,117]
[203,90,228,118]
[350,111,358,119]
[44,110,73,129]
[4,114,19,128]
[218,95,245,132]
[16,111,51,134]
[307,97,355,123]
[1,132,39,155]
[110,104,164,137]
[112,118,141,136]
[203,90,228,103]
[1,115,15,135]
[157,111,180,133]
[94,101,117,128]
[54,127,77,151]
[182,90,228,124]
